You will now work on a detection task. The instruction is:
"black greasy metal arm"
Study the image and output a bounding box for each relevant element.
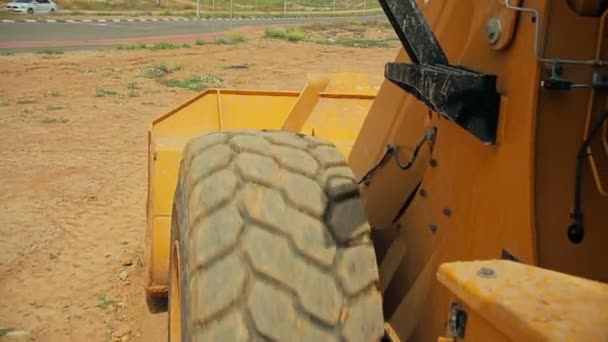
[378,0,501,144]
[378,0,448,65]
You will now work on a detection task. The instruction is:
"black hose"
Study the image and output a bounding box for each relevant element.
[569,111,608,244]
[356,127,437,186]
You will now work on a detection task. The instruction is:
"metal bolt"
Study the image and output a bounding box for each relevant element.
[419,188,428,197]
[486,18,501,45]
[429,224,438,233]
[477,267,496,278]
[443,207,452,217]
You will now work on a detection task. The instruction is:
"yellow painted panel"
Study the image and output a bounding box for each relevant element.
[150,216,171,287]
[219,93,298,131]
[437,260,608,341]
[300,96,374,158]
[153,93,220,136]
[153,140,185,216]
[322,72,381,95]
[152,90,301,137]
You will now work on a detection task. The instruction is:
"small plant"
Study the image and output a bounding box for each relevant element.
[215,33,246,45]
[0,328,16,337]
[96,294,117,310]
[140,64,181,78]
[127,82,140,90]
[181,43,192,48]
[317,38,397,48]
[116,43,147,50]
[95,89,118,97]
[127,90,140,97]
[0,100,9,106]
[46,105,63,111]
[40,117,68,124]
[263,27,304,42]
[150,41,180,50]
[36,48,63,55]
[194,39,206,46]
[0,51,14,56]
[223,63,252,70]
[264,27,287,39]
[47,89,61,97]
[286,28,305,42]
[17,98,36,104]
[161,73,224,92]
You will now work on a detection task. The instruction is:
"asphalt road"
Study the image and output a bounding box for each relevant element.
[0,16,382,50]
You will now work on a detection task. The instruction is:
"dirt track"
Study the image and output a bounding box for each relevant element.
[0,31,394,341]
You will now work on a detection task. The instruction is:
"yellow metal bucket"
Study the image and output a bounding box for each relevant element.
[145,72,379,294]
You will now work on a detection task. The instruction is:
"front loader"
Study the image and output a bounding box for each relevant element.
[145,0,608,341]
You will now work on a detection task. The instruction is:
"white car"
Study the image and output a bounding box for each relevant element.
[5,0,57,14]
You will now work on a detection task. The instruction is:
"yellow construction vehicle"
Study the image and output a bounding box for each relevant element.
[145,0,608,340]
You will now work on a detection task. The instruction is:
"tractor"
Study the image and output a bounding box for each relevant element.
[144,0,608,340]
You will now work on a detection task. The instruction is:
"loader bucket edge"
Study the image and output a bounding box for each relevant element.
[144,72,379,294]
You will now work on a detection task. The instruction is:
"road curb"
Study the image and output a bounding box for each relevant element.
[0,14,383,24]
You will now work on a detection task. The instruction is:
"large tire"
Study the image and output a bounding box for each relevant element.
[169,130,385,341]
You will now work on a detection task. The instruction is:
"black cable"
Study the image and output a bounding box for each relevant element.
[357,127,437,185]
[569,111,608,244]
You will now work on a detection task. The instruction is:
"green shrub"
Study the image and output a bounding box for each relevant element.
[286,28,305,42]
[264,27,287,39]
[215,33,246,45]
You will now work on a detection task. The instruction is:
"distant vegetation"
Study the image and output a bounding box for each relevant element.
[36,48,64,55]
[160,74,225,91]
[262,20,397,47]
[6,0,381,15]
[264,27,305,41]
[215,33,246,44]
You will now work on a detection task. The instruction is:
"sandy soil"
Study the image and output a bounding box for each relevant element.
[0,29,395,341]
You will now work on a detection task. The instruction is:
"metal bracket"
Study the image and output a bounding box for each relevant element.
[501,248,520,262]
[379,0,501,144]
[386,63,500,143]
[448,303,468,339]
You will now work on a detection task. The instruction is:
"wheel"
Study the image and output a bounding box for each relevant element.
[169,130,385,341]
[50,8,55,13]
[27,8,34,14]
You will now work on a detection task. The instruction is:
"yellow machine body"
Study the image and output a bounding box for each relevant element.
[146,0,608,340]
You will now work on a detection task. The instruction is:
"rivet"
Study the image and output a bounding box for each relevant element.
[477,267,496,278]
[429,224,438,233]
[419,188,428,197]
[486,18,502,45]
[430,159,438,167]
[443,207,452,217]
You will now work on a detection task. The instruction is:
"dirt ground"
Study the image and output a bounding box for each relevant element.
[0,29,395,341]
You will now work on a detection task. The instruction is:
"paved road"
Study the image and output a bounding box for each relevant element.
[0,16,382,50]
